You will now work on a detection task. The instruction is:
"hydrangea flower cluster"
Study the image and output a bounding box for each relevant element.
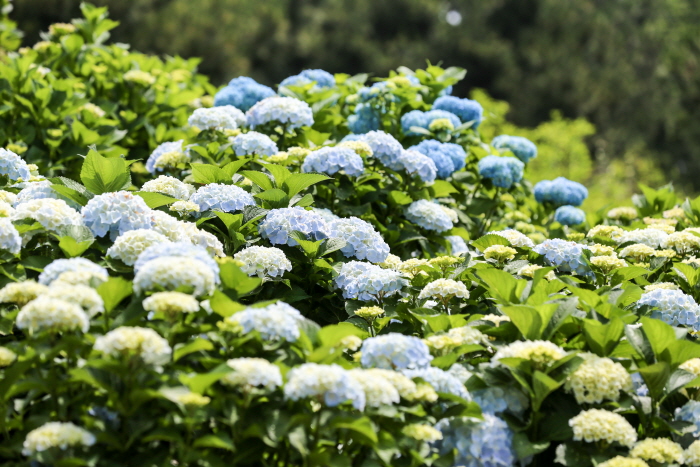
[301,146,364,177]
[471,386,529,416]
[432,95,484,127]
[16,297,90,334]
[629,438,684,464]
[418,279,469,301]
[258,207,329,246]
[14,180,80,209]
[134,242,219,278]
[569,409,637,447]
[81,192,153,239]
[284,363,366,410]
[675,401,700,438]
[214,76,276,111]
[142,291,199,317]
[554,205,586,225]
[360,333,432,370]
[347,103,381,134]
[230,131,278,156]
[335,261,406,301]
[145,140,188,174]
[0,281,48,307]
[617,228,668,248]
[22,422,95,456]
[106,229,170,266]
[493,340,567,366]
[0,148,32,181]
[343,131,403,169]
[401,109,461,136]
[12,198,83,233]
[402,367,470,399]
[189,183,256,214]
[491,135,537,163]
[348,369,400,407]
[44,284,104,317]
[405,200,454,232]
[141,176,195,200]
[395,150,437,183]
[477,155,524,189]
[94,326,171,366]
[433,415,514,467]
[0,218,21,254]
[533,239,590,275]
[188,105,245,131]
[38,258,108,286]
[280,69,335,88]
[233,246,292,278]
[409,140,466,178]
[328,217,390,263]
[447,235,469,255]
[246,96,313,130]
[637,288,700,330]
[490,229,535,248]
[221,302,303,342]
[222,358,283,391]
[133,257,217,297]
[565,353,633,404]
[534,177,588,206]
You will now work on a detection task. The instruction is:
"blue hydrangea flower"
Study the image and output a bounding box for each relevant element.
[0,148,31,181]
[280,69,335,89]
[405,200,454,233]
[472,387,529,416]
[189,183,256,214]
[554,205,586,226]
[347,103,381,134]
[343,131,403,169]
[491,135,537,163]
[188,106,245,131]
[81,192,153,240]
[145,140,186,175]
[447,235,469,256]
[214,76,276,111]
[477,155,524,189]
[0,218,21,254]
[360,333,432,370]
[534,177,588,207]
[226,302,304,342]
[134,242,220,281]
[335,261,407,301]
[403,367,470,399]
[246,97,313,130]
[432,96,484,128]
[301,147,364,177]
[637,289,700,330]
[328,217,390,263]
[410,140,467,178]
[14,180,81,210]
[230,131,278,156]
[533,239,591,276]
[259,207,329,246]
[284,363,366,410]
[401,110,461,136]
[439,85,453,96]
[396,150,437,183]
[434,415,515,467]
[631,373,649,397]
[675,400,700,438]
[38,258,109,286]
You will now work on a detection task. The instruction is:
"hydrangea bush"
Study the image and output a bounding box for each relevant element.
[3,8,700,467]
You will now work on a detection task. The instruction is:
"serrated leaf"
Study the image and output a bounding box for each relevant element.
[191,163,231,185]
[80,149,131,194]
[317,238,347,257]
[260,162,292,185]
[221,159,250,177]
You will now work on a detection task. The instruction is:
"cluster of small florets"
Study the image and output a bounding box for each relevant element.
[43,284,104,318]
[360,333,432,370]
[534,177,588,206]
[0,281,48,306]
[409,140,466,178]
[661,231,700,254]
[81,192,153,239]
[189,183,255,214]
[22,422,95,457]
[145,140,188,174]
[134,243,219,278]
[0,148,33,181]
[472,386,529,416]
[447,235,469,255]
[220,302,303,342]
[327,217,390,263]
[348,369,401,407]
[124,70,156,86]
[38,258,108,288]
[281,69,335,88]
[142,291,200,317]
[629,438,684,464]
[489,229,535,249]
[419,279,469,301]
[141,176,195,200]
[637,288,700,330]
[106,229,169,266]
[569,409,637,447]
[493,340,567,366]
[214,76,276,111]
[517,264,556,280]
[230,131,278,156]
[590,255,628,274]
[405,200,454,233]
[607,206,638,220]
[533,239,590,275]
[0,346,16,367]
[335,261,406,301]
[588,224,624,240]
[16,297,90,334]
[94,326,171,366]
[401,109,461,136]
[14,180,79,208]
[12,198,83,233]
[619,243,656,261]
[432,95,483,126]
[258,207,329,246]
[477,155,525,189]
[402,424,443,442]
[686,440,700,466]
[283,363,366,410]
[344,131,403,169]
[433,415,514,467]
[188,105,245,131]
[301,146,364,177]
[617,228,668,248]
[169,200,200,217]
[565,353,633,404]
[133,257,217,297]
[403,367,470,399]
[491,135,537,163]
[0,218,21,254]
[233,245,292,278]
[246,96,314,130]
[396,149,438,183]
[483,245,517,262]
[221,358,283,391]
[554,205,586,226]
[338,140,373,158]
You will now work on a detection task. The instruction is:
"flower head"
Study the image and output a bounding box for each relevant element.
[534,177,588,207]
[94,326,171,366]
[142,292,199,317]
[246,96,313,130]
[280,69,335,88]
[349,369,400,407]
[220,302,303,342]
[233,245,292,278]
[360,333,432,370]
[555,205,586,226]
[630,438,683,464]
[419,278,469,301]
[22,422,95,456]
[189,183,256,214]
[335,261,406,301]
[0,148,32,181]
[16,297,89,334]
[230,131,278,156]
[434,415,514,467]
[343,131,403,169]
[38,258,108,286]
[222,358,283,390]
[328,217,390,263]
[493,340,566,366]
[405,200,454,233]
[258,207,329,246]
[302,146,364,177]
[410,140,466,178]
[133,257,217,297]
[214,77,276,111]
[565,353,633,404]
[569,409,637,447]
[637,288,700,330]
[491,135,537,163]
[141,176,195,200]
[145,140,188,174]
[188,105,245,131]
[533,239,590,275]
[106,229,170,266]
[478,155,524,189]
[396,149,437,183]
[81,192,153,239]
[432,95,483,127]
[12,198,83,233]
[284,363,365,410]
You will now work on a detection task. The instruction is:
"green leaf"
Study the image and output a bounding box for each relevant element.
[254,188,290,208]
[97,277,133,313]
[219,263,261,296]
[51,184,89,206]
[641,317,678,357]
[209,290,246,317]
[58,236,93,258]
[330,416,378,445]
[193,434,235,451]
[500,305,542,340]
[317,238,347,257]
[430,180,458,197]
[174,337,214,362]
[260,162,292,185]
[625,324,655,364]
[80,149,131,194]
[611,266,649,285]
[134,191,178,208]
[388,190,413,206]
[471,234,511,252]
[191,163,231,184]
[221,159,250,177]
[305,129,331,145]
[582,318,625,356]
[240,170,274,190]
[638,362,670,400]
[532,371,562,411]
[179,364,232,393]
[282,173,331,198]
[512,433,550,461]
[674,263,699,287]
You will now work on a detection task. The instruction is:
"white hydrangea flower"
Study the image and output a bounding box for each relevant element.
[348,369,400,407]
[94,326,171,366]
[142,292,199,317]
[630,438,684,464]
[617,228,668,248]
[607,206,638,220]
[169,200,200,217]
[661,231,700,254]
[361,369,418,400]
[184,225,225,257]
[619,243,656,261]
[141,176,196,200]
[0,200,14,217]
[22,422,95,456]
[44,284,104,317]
[418,279,469,301]
[493,340,566,366]
[233,245,292,278]
[483,245,517,262]
[517,264,555,280]
[0,190,17,205]
[490,229,535,248]
[569,409,637,447]
[402,424,443,442]
[221,358,283,391]
[0,217,21,254]
[686,440,700,467]
[11,198,83,232]
[283,363,365,410]
[81,191,153,239]
[590,255,628,274]
[151,210,191,242]
[106,229,171,266]
[565,352,633,404]
[0,346,17,367]
[38,258,109,286]
[16,297,90,333]
[587,225,624,239]
[446,326,488,346]
[188,105,245,131]
[133,257,217,297]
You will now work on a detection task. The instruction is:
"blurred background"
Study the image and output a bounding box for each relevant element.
[9,0,700,208]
